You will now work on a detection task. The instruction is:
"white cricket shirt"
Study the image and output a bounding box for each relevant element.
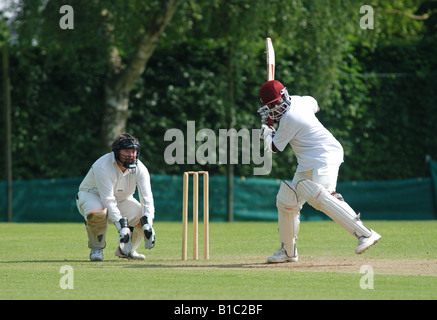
[273,95,344,172]
[79,152,155,223]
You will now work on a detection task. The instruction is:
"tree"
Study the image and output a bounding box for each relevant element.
[9,0,184,149]
[100,0,184,148]
[3,0,436,182]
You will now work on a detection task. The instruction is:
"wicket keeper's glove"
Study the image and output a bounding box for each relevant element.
[115,217,133,255]
[140,216,155,249]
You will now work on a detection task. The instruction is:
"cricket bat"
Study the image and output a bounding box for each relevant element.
[265,37,275,125]
[266,37,275,82]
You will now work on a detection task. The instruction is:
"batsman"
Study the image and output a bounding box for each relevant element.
[258,80,381,263]
[76,133,155,261]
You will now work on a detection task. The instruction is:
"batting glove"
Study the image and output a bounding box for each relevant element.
[260,124,276,153]
[257,106,270,124]
[260,123,275,140]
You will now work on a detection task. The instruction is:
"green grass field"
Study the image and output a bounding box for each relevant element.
[1,220,436,300]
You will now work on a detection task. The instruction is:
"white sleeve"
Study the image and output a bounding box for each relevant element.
[302,96,319,113]
[272,113,297,152]
[136,162,155,224]
[92,165,122,222]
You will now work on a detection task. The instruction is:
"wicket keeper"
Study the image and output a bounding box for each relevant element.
[258,80,381,263]
[76,133,155,261]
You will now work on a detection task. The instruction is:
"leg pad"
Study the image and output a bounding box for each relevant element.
[297,180,371,238]
[86,208,108,249]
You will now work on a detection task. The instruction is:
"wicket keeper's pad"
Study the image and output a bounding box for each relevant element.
[86,208,108,249]
[276,181,300,256]
[296,180,371,238]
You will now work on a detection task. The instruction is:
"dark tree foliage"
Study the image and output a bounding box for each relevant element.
[1,0,436,181]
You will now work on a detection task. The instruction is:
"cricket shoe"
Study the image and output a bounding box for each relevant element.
[267,248,298,264]
[90,248,104,261]
[355,230,381,254]
[115,247,146,260]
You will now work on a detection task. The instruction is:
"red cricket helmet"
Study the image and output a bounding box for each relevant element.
[259,80,285,105]
[259,80,291,121]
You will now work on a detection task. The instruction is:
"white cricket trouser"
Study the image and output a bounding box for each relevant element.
[76,190,142,225]
[294,165,340,195]
[76,191,144,250]
[276,165,340,256]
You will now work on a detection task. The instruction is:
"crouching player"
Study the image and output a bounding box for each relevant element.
[76,133,155,261]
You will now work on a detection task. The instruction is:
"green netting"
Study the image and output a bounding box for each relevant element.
[430,160,437,212]
[1,167,437,222]
[334,178,435,220]
[0,177,83,222]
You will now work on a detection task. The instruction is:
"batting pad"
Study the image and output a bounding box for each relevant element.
[276,181,300,256]
[276,180,300,213]
[86,208,108,249]
[297,180,371,238]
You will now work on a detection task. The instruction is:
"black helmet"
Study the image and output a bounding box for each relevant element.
[111,133,140,169]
